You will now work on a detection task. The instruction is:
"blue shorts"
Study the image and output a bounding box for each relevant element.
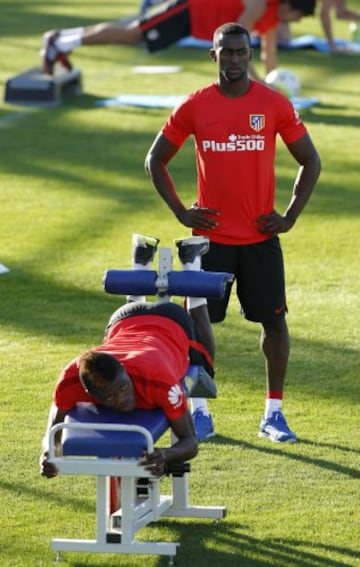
[201,238,287,324]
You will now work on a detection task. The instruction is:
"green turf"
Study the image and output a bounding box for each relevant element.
[0,2,359,566]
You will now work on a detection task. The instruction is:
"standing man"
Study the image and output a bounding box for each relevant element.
[41,0,316,79]
[145,23,321,443]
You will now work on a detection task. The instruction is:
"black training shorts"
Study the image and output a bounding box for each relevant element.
[139,0,190,53]
[201,237,287,324]
[106,300,194,336]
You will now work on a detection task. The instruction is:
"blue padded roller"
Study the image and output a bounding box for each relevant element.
[62,405,169,458]
[103,269,158,296]
[168,271,233,298]
[103,269,233,298]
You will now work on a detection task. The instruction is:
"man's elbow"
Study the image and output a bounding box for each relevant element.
[144,150,163,178]
[313,151,322,178]
[301,143,322,178]
[304,153,322,186]
[144,151,153,178]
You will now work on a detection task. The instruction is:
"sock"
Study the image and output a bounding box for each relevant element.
[55,31,83,53]
[59,27,84,37]
[182,256,201,272]
[182,251,207,309]
[186,296,207,309]
[264,392,283,419]
[191,398,210,416]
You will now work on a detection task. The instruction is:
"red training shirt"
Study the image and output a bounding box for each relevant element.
[162,81,307,245]
[189,0,279,40]
[54,315,189,420]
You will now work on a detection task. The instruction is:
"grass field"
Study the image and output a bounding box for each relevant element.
[0,1,359,566]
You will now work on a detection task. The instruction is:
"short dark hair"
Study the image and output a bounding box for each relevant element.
[213,23,251,49]
[78,351,122,396]
[288,0,316,16]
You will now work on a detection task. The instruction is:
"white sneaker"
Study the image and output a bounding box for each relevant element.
[175,236,209,264]
[132,234,159,265]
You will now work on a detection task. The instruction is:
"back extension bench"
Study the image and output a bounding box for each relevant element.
[49,245,233,563]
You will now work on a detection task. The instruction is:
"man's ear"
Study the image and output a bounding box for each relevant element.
[209,48,217,62]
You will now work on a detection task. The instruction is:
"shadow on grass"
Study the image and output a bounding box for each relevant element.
[211,435,360,480]
[0,477,95,514]
[0,266,124,342]
[1,2,139,37]
[1,474,357,566]
[0,263,358,405]
[167,521,360,567]
[301,103,360,128]
[1,80,358,221]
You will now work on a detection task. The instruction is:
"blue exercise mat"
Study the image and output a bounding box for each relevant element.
[96,93,318,112]
[95,93,186,109]
[278,34,360,53]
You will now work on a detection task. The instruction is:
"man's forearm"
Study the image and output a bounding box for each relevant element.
[285,162,321,224]
[162,436,198,464]
[147,159,187,220]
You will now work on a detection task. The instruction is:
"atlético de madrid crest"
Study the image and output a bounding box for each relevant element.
[250,114,265,132]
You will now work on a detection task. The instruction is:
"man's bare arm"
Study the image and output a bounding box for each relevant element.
[138,411,198,477]
[40,403,68,478]
[145,133,219,229]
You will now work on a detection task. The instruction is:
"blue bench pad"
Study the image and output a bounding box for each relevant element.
[62,405,169,458]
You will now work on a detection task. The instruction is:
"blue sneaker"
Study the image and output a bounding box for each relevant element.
[258,411,297,443]
[192,409,215,442]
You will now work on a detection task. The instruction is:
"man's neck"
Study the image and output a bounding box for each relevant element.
[217,77,252,98]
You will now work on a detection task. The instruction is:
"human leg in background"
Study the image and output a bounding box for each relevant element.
[41,0,192,73]
[258,317,297,443]
[228,237,298,443]
[175,236,215,442]
[41,20,142,74]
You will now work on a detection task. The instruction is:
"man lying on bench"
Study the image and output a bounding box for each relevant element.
[39,298,215,480]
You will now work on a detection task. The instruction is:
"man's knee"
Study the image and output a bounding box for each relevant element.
[263,317,288,334]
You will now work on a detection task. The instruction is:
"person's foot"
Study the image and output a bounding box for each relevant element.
[192,409,215,442]
[41,31,72,75]
[175,236,209,265]
[258,411,297,443]
[132,233,159,266]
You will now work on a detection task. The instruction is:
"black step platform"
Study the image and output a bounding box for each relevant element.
[4,67,82,106]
